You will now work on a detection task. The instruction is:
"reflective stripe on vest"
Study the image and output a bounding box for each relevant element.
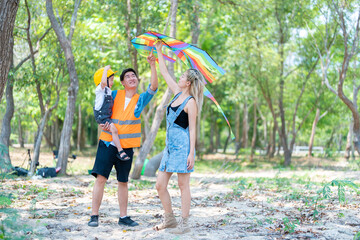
[101,131,142,139]
[99,90,141,148]
[111,119,141,125]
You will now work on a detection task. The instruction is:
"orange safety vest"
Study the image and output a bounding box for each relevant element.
[99,90,141,148]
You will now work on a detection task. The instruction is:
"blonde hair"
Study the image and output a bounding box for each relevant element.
[186,68,205,115]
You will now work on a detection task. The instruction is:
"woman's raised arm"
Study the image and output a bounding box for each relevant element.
[154,41,180,95]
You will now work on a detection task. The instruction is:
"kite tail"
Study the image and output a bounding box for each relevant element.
[204,86,235,140]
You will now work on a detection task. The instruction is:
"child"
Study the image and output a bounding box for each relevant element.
[93,65,130,161]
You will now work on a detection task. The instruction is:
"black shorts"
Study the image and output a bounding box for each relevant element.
[91,140,134,182]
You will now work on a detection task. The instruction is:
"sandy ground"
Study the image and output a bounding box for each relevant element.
[0,148,359,240]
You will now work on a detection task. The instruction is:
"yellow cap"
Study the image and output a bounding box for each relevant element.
[94,68,118,86]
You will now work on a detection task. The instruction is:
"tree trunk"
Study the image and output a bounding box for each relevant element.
[250,99,257,162]
[278,65,292,165]
[209,113,215,153]
[123,0,139,74]
[308,108,320,157]
[235,105,241,155]
[0,73,15,172]
[29,89,60,175]
[277,135,282,156]
[77,104,81,151]
[215,122,221,153]
[190,2,200,45]
[46,0,81,174]
[275,5,292,166]
[18,116,24,148]
[257,106,267,150]
[123,0,149,141]
[326,128,335,150]
[29,111,50,175]
[190,3,202,153]
[131,88,173,179]
[143,151,163,177]
[131,0,178,180]
[268,120,276,158]
[223,127,231,153]
[0,0,19,104]
[52,117,61,149]
[344,121,353,160]
[43,126,53,148]
[266,121,271,156]
[241,99,248,148]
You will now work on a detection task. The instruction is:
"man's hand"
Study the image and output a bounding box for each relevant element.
[147,49,156,67]
[99,122,110,131]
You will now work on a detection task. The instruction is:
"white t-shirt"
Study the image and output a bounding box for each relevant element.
[94,84,112,111]
[124,97,131,110]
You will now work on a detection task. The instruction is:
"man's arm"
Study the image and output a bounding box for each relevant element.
[134,85,157,118]
[147,50,158,91]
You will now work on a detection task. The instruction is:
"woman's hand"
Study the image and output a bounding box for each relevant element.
[154,40,162,52]
[187,153,195,170]
[99,122,110,131]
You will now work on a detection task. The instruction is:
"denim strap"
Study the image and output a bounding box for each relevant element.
[167,95,193,127]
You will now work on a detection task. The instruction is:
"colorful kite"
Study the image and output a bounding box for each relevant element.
[131,31,234,139]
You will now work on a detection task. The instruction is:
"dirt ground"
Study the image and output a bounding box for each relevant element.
[1,148,359,240]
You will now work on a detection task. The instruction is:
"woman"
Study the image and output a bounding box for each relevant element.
[153,41,204,234]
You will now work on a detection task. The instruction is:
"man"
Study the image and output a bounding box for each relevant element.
[88,53,157,227]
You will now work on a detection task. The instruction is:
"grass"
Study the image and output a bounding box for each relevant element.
[195,153,355,174]
[129,179,155,191]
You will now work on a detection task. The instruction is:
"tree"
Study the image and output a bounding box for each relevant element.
[29,69,60,175]
[131,0,178,180]
[46,0,81,174]
[308,108,328,156]
[0,0,51,172]
[0,0,20,104]
[311,1,360,154]
[0,38,15,172]
[250,96,258,162]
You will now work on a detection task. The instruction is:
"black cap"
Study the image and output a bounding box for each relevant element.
[120,68,137,81]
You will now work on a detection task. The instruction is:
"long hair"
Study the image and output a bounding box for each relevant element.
[186,68,205,115]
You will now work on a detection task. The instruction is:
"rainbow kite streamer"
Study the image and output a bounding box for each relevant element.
[131,31,234,139]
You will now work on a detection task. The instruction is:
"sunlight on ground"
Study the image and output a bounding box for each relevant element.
[1,147,360,239]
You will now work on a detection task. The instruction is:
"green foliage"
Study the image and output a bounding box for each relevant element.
[153,129,166,154]
[282,217,298,233]
[3,0,360,172]
[0,194,12,208]
[0,209,32,240]
[129,179,155,191]
[354,231,360,240]
[327,180,360,204]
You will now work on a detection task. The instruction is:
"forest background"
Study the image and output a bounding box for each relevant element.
[0,0,360,239]
[1,0,360,174]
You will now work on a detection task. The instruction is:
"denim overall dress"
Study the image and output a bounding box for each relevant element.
[159,93,194,173]
[93,87,114,125]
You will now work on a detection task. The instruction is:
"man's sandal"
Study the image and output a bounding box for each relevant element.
[116,150,131,161]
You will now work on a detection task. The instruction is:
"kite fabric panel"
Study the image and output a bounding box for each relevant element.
[131,31,235,140]
[204,86,235,140]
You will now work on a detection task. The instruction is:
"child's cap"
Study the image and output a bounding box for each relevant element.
[94,68,118,86]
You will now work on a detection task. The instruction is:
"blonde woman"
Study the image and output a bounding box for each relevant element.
[153,41,204,234]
